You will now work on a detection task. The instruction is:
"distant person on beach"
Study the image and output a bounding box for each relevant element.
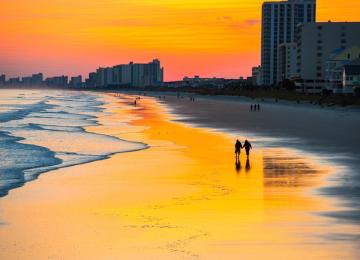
[250,105,253,111]
[235,139,242,158]
[243,140,252,158]
[134,100,137,106]
[257,104,260,111]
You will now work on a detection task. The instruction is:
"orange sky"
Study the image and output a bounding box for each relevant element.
[0,0,359,81]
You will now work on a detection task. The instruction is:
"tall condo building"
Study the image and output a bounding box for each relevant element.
[92,59,163,88]
[295,22,360,93]
[0,74,6,85]
[261,0,316,85]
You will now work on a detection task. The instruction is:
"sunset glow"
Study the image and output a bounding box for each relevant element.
[1,0,359,80]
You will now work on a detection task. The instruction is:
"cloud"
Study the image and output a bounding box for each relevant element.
[216,16,260,30]
[244,19,260,26]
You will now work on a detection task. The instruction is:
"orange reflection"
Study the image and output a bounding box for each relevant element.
[0,93,359,259]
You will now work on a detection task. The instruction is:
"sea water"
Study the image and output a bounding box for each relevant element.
[0,89,146,197]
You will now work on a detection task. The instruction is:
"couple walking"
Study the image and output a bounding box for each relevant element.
[235,139,252,158]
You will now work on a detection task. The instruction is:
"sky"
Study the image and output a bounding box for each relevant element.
[0,0,359,81]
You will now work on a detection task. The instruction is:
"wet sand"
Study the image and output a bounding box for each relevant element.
[140,92,360,224]
[0,93,359,259]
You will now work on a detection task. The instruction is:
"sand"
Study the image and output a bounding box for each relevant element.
[0,93,359,259]
[143,92,360,223]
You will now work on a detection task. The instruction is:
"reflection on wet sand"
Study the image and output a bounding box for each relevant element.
[235,158,241,173]
[114,94,360,259]
[263,150,321,188]
[0,93,359,260]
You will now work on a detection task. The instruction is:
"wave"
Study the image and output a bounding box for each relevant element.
[0,99,53,123]
[0,90,147,198]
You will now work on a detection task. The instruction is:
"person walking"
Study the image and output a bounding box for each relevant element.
[257,104,260,111]
[250,104,253,111]
[235,139,242,159]
[243,139,252,158]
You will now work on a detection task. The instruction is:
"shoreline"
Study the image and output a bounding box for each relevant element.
[125,91,360,224]
[2,86,360,110]
[0,90,148,198]
[0,92,359,259]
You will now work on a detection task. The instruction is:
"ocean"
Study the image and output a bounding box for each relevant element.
[0,89,146,197]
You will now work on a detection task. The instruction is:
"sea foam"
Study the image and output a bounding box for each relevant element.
[0,89,146,197]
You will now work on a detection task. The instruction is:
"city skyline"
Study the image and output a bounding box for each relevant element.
[1,59,164,88]
[1,0,360,81]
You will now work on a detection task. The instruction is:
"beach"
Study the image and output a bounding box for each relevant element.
[0,91,359,259]
[141,92,360,223]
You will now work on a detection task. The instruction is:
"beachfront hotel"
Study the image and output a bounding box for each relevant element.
[91,59,164,88]
[261,0,316,86]
[295,22,360,93]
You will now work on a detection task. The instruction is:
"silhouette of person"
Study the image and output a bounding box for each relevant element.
[235,139,242,159]
[245,158,251,172]
[243,139,252,158]
[257,104,260,111]
[134,100,137,106]
[250,105,253,111]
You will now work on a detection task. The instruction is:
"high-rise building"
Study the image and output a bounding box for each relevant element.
[0,74,5,85]
[261,0,316,85]
[251,66,262,86]
[113,64,132,86]
[121,64,132,85]
[31,73,43,85]
[95,68,106,87]
[92,59,164,88]
[295,22,360,93]
[86,72,97,88]
[277,43,297,82]
[69,75,82,88]
[21,76,32,85]
[8,77,20,85]
[131,63,145,87]
[45,76,68,87]
[105,67,114,86]
[21,73,43,86]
